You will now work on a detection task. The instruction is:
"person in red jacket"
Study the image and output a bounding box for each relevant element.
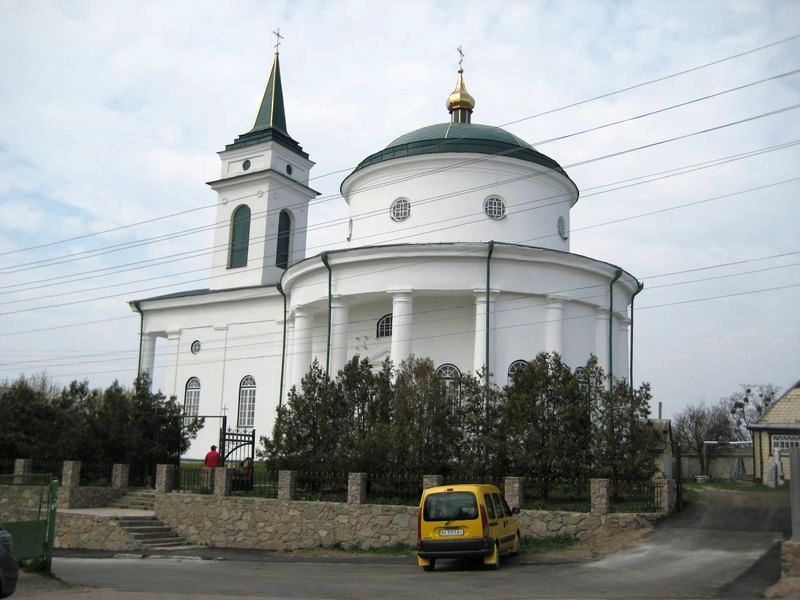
[204,445,221,468]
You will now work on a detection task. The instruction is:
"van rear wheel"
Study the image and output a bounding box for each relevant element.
[510,532,520,556]
[486,542,501,570]
[423,558,436,572]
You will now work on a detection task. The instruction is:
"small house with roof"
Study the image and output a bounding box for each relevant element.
[749,380,800,482]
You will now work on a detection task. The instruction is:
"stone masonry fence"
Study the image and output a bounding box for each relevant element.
[0,459,677,551]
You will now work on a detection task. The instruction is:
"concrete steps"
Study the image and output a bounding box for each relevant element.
[109,489,156,510]
[117,516,188,549]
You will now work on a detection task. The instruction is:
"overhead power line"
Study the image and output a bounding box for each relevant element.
[4,137,796,295]
[3,31,798,259]
[1,173,797,315]
[3,101,798,277]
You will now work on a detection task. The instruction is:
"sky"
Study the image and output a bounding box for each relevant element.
[0,0,798,421]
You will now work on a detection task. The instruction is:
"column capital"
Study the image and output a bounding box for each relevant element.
[291,305,311,318]
[595,306,610,317]
[546,294,569,304]
[166,328,181,341]
[472,288,500,301]
[387,289,413,297]
[330,295,350,309]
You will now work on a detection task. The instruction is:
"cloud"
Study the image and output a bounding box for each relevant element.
[0,0,798,419]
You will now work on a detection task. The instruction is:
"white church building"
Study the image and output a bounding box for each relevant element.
[130,50,642,458]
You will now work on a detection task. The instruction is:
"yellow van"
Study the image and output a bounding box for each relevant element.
[416,483,520,571]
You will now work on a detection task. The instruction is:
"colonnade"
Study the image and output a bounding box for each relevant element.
[138,291,630,397]
[284,290,629,391]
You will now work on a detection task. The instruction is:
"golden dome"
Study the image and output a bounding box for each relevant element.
[446,67,475,112]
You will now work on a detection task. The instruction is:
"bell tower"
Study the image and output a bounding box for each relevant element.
[207,32,318,290]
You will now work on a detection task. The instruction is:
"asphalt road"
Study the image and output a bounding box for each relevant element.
[13,488,790,599]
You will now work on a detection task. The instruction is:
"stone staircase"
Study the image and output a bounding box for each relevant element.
[109,488,156,510]
[117,515,188,549]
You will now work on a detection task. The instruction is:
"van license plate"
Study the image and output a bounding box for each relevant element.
[439,529,464,537]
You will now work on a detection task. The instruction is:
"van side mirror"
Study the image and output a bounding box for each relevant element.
[512,507,520,515]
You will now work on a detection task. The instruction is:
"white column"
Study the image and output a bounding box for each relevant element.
[284,319,295,396]
[329,297,350,375]
[214,324,229,415]
[616,316,630,382]
[140,334,157,382]
[594,307,609,375]
[291,306,313,389]
[389,291,413,368]
[472,291,496,378]
[166,329,181,398]
[544,296,565,356]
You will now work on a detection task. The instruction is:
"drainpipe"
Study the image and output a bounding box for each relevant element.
[321,253,332,375]
[277,282,287,407]
[132,301,144,378]
[485,241,495,388]
[608,268,623,394]
[629,282,645,390]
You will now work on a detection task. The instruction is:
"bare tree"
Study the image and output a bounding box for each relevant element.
[726,384,780,440]
[672,400,735,475]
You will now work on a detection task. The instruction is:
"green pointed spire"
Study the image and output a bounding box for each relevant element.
[250,52,288,134]
[224,34,307,158]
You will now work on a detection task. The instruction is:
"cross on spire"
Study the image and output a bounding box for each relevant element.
[457,45,464,69]
[273,28,284,53]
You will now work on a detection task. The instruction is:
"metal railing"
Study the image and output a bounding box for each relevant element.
[295,471,348,502]
[79,463,114,487]
[31,460,63,484]
[129,463,156,488]
[444,472,505,489]
[522,478,591,512]
[171,464,213,494]
[0,459,14,475]
[366,473,421,506]
[231,464,278,498]
[609,480,660,513]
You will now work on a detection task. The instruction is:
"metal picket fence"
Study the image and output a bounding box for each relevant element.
[365,473,421,506]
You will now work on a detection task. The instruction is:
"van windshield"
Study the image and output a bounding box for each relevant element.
[423,492,478,521]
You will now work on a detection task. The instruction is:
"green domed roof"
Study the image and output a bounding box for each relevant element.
[348,122,571,180]
[389,123,533,149]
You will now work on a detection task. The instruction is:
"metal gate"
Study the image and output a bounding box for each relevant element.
[0,473,58,571]
[219,416,256,467]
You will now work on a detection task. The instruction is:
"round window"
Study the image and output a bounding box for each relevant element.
[390,198,411,222]
[484,196,506,219]
[242,159,251,171]
[190,340,202,355]
[557,216,568,240]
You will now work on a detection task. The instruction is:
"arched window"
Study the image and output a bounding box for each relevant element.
[376,313,393,338]
[229,205,251,268]
[276,210,291,269]
[237,375,256,429]
[436,363,462,409]
[507,360,527,385]
[184,377,201,416]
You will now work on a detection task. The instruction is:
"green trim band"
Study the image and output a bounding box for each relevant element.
[485,240,495,388]
[321,253,332,375]
[277,282,287,406]
[608,268,623,393]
